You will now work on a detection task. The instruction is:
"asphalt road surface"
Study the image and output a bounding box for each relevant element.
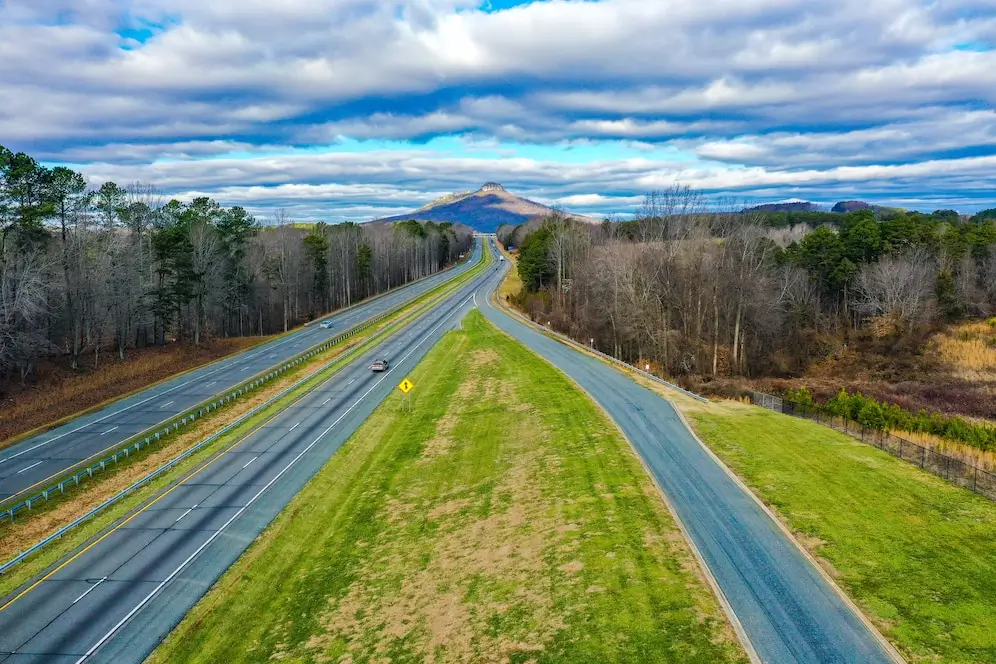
[476,239,895,664]
[0,243,506,664]
[0,241,482,506]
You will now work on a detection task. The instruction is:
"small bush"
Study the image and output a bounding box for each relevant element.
[784,386,996,452]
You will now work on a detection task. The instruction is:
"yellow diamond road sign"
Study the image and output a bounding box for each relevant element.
[398,378,415,395]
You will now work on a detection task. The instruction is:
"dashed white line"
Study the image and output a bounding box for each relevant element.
[100,426,119,436]
[160,401,174,409]
[321,398,331,406]
[241,367,250,371]
[289,422,300,432]
[174,503,198,523]
[16,460,43,474]
[348,378,355,385]
[206,382,217,388]
[72,578,107,605]
[242,456,258,469]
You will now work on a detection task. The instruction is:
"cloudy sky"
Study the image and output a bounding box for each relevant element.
[2,0,995,220]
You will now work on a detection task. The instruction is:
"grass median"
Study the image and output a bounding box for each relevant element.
[149,311,746,664]
[0,253,489,600]
[681,401,996,664]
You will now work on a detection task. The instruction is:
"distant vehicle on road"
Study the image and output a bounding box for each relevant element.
[319,320,334,329]
[370,358,389,372]
[499,255,505,261]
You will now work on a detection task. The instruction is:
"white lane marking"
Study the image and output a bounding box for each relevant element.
[160,401,174,409]
[242,456,258,470]
[289,422,300,432]
[241,367,250,371]
[100,427,119,436]
[17,460,43,474]
[206,382,217,388]
[348,378,355,385]
[174,503,198,523]
[321,397,331,406]
[72,286,480,664]
[72,578,107,605]
[473,292,477,307]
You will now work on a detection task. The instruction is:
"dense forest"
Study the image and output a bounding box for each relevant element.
[0,146,472,381]
[500,186,996,378]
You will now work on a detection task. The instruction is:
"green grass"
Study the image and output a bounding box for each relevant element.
[148,311,747,664]
[691,404,996,664]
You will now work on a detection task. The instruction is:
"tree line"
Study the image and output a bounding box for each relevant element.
[499,186,996,378]
[0,146,472,381]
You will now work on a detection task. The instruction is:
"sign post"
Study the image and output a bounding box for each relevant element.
[398,377,415,412]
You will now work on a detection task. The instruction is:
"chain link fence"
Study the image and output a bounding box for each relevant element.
[750,391,996,502]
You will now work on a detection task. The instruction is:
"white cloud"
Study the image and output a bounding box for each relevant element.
[1,0,995,214]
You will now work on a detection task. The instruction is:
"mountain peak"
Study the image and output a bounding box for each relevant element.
[375,184,594,232]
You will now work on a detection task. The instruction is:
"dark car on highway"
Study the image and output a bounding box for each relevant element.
[370,358,389,372]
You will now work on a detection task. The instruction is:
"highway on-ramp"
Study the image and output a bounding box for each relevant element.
[476,238,897,664]
[0,241,505,664]
[0,242,482,506]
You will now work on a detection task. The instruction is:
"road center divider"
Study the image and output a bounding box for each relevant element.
[0,247,486,524]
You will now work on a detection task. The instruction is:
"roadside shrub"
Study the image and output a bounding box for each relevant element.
[784,386,996,452]
[858,402,887,430]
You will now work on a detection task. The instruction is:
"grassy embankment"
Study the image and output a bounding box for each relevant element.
[497,243,996,662]
[661,396,996,664]
[0,258,487,598]
[149,311,747,664]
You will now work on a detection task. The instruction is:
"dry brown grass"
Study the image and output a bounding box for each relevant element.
[930,320,996,380]
[0,338,266,447]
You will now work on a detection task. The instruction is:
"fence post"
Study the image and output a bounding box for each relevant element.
[899,439,904,459]
[975,467,979,493]
[921,445,926,468]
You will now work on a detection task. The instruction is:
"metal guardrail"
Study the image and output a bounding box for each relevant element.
[0,260,479,523]
[0,254,488,574]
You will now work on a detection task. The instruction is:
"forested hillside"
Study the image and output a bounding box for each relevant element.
[0,146,472,383]
[501,186,996,381]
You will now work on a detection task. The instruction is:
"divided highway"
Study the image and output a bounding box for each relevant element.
[0,239,505,664]
[476,238,897,664]
[0,243,482,506]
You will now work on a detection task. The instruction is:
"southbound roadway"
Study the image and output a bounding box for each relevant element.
[476,238,897,664]
[0,241,483,506]
[0,241,505,664]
